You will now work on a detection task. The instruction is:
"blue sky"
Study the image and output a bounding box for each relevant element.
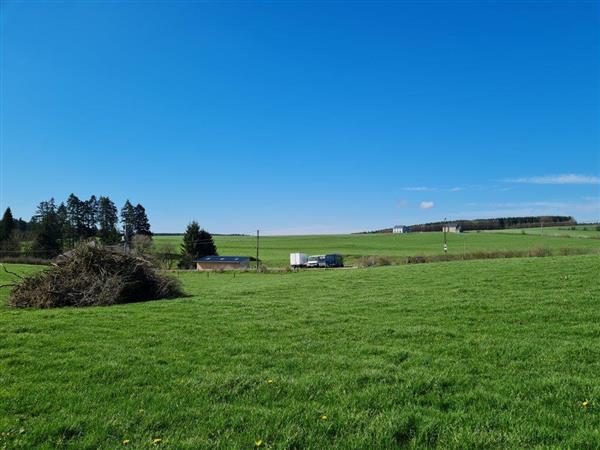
[1,1,598,234]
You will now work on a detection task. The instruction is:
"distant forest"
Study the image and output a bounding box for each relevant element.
[361,216,577,234]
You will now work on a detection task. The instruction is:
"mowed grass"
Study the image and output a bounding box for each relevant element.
[1,255,600,449]
[154,232,600,267]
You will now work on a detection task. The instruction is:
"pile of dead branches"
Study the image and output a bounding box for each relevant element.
[6,244,184,308]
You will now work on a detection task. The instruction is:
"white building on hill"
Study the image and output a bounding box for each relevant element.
[442,223,462,233]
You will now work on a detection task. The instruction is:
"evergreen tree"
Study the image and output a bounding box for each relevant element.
[0,207,14,241]
[32,204,62,258]
[196,228,217,258]
[57,202,68,225]
[133,204,152,236]
[82,195,99,237]
[179,221,217,268]
[98,196,120,244]
[66,193,85,241]
[120,200,136,246]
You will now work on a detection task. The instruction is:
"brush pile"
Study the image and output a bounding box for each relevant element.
[8,244,184,308]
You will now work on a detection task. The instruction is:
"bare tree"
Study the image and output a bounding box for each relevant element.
[132,234,153,255]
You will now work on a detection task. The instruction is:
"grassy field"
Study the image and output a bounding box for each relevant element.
[487,224,600,239]
[1,255,600,448]
[154,232,600,267]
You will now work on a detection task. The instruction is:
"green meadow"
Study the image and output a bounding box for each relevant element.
[154,231,600,267]
[1,254,600,449]
[487,225,600,239]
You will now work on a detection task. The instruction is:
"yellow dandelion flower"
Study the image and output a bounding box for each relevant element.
[255,439,263,447]
[152,438,162,444]
[122,439,130,445]
[267,379,274,384]
[320,415,328,421]
[583,400,590,408]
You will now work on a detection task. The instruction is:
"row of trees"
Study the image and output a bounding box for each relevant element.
[360,216,576,234]
[0,194,152,258]
[1,199,220,268]
[407,216,576,232]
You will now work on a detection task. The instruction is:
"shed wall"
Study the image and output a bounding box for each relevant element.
[196,262,249,271]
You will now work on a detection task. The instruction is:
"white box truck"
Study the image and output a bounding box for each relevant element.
[290,253,308,268]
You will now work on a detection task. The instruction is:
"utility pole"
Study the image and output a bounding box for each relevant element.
[443,217,448,255]
[256,229,260,272]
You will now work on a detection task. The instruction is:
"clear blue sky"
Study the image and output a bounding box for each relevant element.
[1,1,598,234]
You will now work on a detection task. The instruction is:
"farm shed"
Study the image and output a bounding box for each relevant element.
[393,225,409,234]
[443,223,462,233]
[194,256,254,271]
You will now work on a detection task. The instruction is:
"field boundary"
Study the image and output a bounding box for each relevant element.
[345,246,600,267]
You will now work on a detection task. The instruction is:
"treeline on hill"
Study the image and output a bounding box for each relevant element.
[361,216,576,233]
[410,216,575,232]
[0,194,151,259]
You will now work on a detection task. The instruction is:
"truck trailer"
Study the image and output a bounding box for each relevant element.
[290,253,309,268]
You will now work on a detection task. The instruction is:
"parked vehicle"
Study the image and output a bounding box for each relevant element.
[306,255,321,268]
[290,252,308,268]
[306,254,344,268]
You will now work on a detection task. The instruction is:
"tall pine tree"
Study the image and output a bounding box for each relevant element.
[98,196,120,244]
[133,204,151,236]
[120,200,136,246]
[66,193,85,242]
[0,207,14,241]
[82,195,98,238]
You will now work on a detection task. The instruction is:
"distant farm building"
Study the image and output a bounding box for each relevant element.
[194,256,254,271]
[393,225,409,234]
[443,223,462,233]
